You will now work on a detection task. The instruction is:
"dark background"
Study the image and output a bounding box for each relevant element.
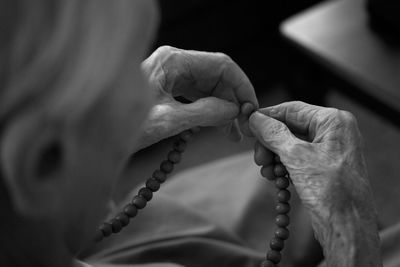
[125,2,400,265]
[154,0,323,92]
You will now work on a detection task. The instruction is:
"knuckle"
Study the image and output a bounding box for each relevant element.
[323,107,339,118]
[317,107,339,123]
[155,45,178,55]
[215,52,235,69]
[154,46,183,67]
[291,100,307,107]
[216,52,232,63]
[337,110,357,126]
[338,110,356,123]
[153,46,184,81]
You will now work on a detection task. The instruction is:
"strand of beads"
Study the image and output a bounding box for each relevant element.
[260,155,291,267]
[94,127,199,242]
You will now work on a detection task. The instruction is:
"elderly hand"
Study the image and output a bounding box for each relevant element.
[249,101,381,266]
[137,46,258,150]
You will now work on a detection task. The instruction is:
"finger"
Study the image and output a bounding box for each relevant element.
[148,46,259,109]
[249,111,300,155]
[254,141,274,166]
[181,97,239,127]
[185,50,258,107]
[241,102,256,116]
[137,98,238,150]
[257,101,337,139]
[238,102,256,137]
[182,97,243,142]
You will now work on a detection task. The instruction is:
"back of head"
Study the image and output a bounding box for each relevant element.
[0,0,157,264]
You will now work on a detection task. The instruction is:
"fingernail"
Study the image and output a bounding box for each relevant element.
[257,107,277,116]
[250,111,265,123]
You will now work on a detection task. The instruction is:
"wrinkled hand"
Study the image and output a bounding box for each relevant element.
[137,46,258,150]
[249,101,371,216]
[249,101,381,266]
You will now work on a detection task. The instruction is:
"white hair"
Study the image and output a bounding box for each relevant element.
[0,0,149,129]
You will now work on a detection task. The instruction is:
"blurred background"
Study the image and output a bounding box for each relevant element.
[153,0,322,91]
[126,0,400,259]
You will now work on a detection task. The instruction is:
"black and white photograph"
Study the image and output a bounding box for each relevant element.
[1,0,399,266]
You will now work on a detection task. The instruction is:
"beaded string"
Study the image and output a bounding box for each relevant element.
[94,104,292,267]
[93,127,199,243]
[260,156,291,267]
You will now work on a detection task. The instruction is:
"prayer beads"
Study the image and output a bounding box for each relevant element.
[260,156,291,267]
[94,128,198,242]
[93,103,293,267]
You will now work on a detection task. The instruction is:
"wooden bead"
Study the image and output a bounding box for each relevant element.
[132,195,147,209]
[99,223,112,237]
[267,250,281,264]
[275,214,290,227]
[123,204,138,218]
[160,160,174,174]
[274,164,287,177]
[173,140,187,152]
[260,260,276,267]
[146,178,160,192]
[167,150,181,164]
[270,237,284,251]
[180,130,193,142]
[115,212,130,226]
[94,229,104,242]
[138,187,153,201]
[111,218,122,233]
[275,202,290,214]
[254,141,274,166]
[261,165,275,181]
[275,177,290,189]
[153,170,167,183]
[277,189,291,202]
[275,227,290,240]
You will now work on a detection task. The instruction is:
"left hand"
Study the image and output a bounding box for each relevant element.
[137,46,258,150]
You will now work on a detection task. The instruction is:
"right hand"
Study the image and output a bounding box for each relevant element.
[248,101,374,222]
[249,101,382,266]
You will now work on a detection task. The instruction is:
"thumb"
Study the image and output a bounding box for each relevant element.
[249,111,298,155]
[136,98,238,150]
[182,97,239,127]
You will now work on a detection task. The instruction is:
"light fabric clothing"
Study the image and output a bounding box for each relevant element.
[81,152,399,266]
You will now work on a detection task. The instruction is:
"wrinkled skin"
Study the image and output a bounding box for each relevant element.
[249,101,382,267]
[250,101,367,215]
[136,46,258,150]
